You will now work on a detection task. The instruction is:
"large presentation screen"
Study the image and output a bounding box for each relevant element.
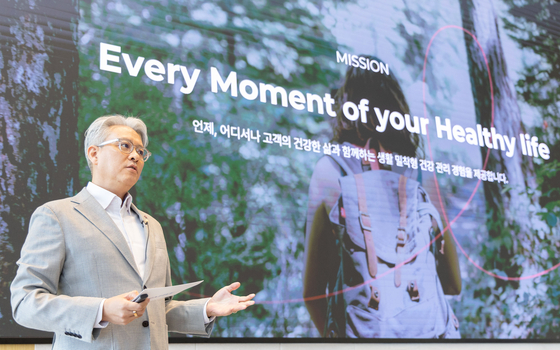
[1,0,559,341]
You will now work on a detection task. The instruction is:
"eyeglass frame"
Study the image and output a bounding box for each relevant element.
[96,138,152,162]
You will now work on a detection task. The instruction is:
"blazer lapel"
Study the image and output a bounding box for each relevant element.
[71,188,142,280]
[132,205,155,284]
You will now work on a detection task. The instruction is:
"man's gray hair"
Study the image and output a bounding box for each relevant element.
[84,115,149,169]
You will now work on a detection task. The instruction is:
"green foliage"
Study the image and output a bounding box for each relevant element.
[76,0,560,339]
[456,0,560,339]
[78,0,339,337]
[0,0,80,334]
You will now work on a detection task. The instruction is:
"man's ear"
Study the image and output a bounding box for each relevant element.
[87,145,99,167]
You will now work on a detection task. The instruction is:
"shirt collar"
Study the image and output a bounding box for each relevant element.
[86,182,133,214]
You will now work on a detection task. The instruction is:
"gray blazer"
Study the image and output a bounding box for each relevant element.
[11,188,213,349]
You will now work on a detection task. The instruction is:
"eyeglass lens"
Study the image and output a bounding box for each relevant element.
[118,140,148,160]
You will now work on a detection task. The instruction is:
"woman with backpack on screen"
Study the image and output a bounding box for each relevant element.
[303,58,462,338]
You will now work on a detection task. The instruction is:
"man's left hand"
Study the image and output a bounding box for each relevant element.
[206,282,255,317]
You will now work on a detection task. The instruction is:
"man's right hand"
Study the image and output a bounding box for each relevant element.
[101,290,150,325]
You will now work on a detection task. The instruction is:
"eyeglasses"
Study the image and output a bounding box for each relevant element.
[97,138,152,162]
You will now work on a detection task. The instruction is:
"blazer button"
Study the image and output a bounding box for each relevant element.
[142,321,149,327]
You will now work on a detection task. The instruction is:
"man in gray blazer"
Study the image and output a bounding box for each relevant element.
[10,115,255,349]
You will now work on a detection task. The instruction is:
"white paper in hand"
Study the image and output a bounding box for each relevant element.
[132,280,203,303]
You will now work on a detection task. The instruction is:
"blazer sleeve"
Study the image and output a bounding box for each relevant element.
[10,205,103,343]
[163,249,215,336]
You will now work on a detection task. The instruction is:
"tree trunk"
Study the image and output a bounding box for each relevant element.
[0,0,79,333]
[459,0,536,283]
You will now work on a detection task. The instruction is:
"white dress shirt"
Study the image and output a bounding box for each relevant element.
[87,182,147,277]
[86,182,212,328]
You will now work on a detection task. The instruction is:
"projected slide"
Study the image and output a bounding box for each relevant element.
[1,0,559,340]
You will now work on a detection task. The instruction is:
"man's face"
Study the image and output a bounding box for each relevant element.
[90,125,145,197]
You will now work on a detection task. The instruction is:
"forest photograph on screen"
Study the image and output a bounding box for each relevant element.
[1,0,560,341]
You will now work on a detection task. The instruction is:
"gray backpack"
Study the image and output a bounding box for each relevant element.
[325,154,460,338]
